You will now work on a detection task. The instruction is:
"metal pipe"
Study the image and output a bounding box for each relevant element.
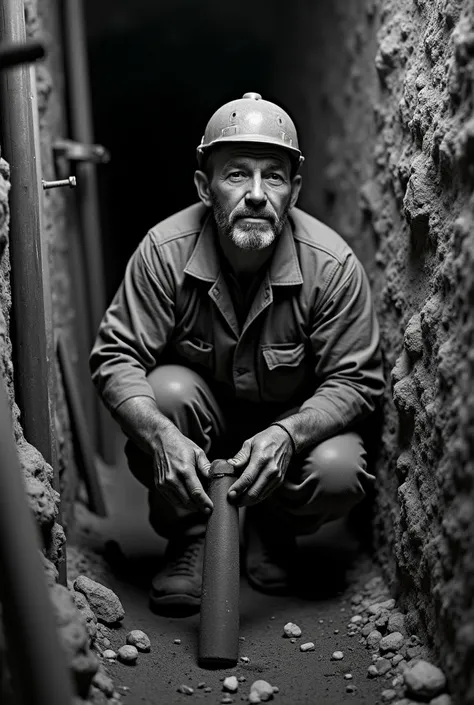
[199,460,240,668]
[62,0,116,464]
[0,0,57,475]
[0,375,74,705]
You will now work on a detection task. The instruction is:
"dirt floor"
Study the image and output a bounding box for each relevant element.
[69,431,390,705]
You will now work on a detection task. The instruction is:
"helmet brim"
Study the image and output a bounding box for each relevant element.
[197,135,303,163]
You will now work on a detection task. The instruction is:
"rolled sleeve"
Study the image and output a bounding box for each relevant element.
[89,234,175,413]
[300,253,385,427]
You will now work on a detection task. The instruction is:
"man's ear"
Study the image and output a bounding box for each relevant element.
[289,174,302,209]
[194,170,212,208]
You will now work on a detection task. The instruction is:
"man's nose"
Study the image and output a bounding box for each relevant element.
[245,174,266,205]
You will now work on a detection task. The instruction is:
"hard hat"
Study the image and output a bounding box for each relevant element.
[197,92,304,170]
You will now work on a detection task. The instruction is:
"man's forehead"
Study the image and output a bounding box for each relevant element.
[213,144,291,168]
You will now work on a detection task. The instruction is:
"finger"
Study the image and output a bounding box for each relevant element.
[227,440,252,468]
[228,458,264,502]
[181,472,213,514]
[241,473,281,506]
[196,450,212,481]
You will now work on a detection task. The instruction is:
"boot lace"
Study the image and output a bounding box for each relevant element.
[167,537,204,577]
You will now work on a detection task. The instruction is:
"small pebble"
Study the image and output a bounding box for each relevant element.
[239,636,246,641]
[240,656,250,663]
[367,665,379,678]
[117,645,138,664]
[223,676,238,693]
[173,638,181,645]
[334,629,339,634]
[366,630,383,649]
[379,632,404,653]
[300,642,315,652]
[346,684,357,694]
[344,674,353,680]
[381,689,397,701]
[238,676,246,683]
[290,638,296,644]
[177,684,194,695]
[331,651,344,661]
[270,616,275,620]
[392,675,404,688]
[250,680,274,701]
[319,619,324,624]
[283,622,302,638]
[126,629,151,652]
[204,686,212,693]
[221,697,233,704]
[272,686,279,693]
[392,654,404,666]
[197,682,206,688]
[350,615,363,624]
[102,649,117,659]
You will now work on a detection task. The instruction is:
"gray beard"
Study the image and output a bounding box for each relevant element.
[209,191,290,251]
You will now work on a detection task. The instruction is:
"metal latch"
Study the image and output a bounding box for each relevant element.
[53,139,110,164]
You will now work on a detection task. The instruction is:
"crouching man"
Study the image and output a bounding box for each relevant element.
[89,92,385,615]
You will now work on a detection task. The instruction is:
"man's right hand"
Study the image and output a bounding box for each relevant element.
[152,425,213,514]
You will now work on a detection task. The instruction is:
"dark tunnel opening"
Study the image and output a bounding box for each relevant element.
[85,0,298,303]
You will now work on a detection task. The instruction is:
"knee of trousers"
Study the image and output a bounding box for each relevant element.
[281,432,372,519]
[146,364,206,417]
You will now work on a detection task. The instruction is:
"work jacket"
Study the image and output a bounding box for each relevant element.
[90,203,385,437]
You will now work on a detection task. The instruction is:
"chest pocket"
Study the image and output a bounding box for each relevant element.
[174,337,214,370]
[260,342,308,403]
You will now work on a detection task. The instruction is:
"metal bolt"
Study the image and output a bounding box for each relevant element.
[42,176,76,190]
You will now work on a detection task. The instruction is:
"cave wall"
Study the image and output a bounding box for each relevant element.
[0,0,100,700]
[278,0,474,702]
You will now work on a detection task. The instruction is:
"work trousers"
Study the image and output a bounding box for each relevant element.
[124,365,375,539]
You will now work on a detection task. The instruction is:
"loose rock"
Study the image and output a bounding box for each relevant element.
[102,649,117,659]
[240,656,250,663]
[126,629,151,652]
[430,696,452,705]
[331,651,344,660]
[381,689,397,701]
[376,658,392,675]
[249,679,274,702]
[92,671,114,697]
[350,615,363,624]
[283,622,302,638]
[74,575,125,624]
[388,612,406,635]
[117,645,138,664]
[403,660,446,699]
[221,697,233,704]
[380,632,404,653]
[223,676,238,693]
[300,642,315,652]
[368,665,379,678]
[367,630,383,649]
[177,684,194,695]
[346,684,357,693]
[344,673,353,680]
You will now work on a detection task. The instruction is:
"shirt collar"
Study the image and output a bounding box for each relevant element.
[183,209,303,286]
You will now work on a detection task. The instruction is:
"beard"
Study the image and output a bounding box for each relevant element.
[209,189,291,251]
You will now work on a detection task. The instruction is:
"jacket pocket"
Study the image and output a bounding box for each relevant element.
[175,338,214,369]
[262,342,305,370]
[260,342,308,403]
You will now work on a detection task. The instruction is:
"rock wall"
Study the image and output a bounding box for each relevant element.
[0,1,112,702]
[279,0,474,702]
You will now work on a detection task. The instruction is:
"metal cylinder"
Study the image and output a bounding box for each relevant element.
[198,459,240,668]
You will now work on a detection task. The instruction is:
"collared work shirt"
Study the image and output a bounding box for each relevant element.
[90,203,385,429]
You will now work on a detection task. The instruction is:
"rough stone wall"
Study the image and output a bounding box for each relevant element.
[279,1,474,702]
[0,1,109,701]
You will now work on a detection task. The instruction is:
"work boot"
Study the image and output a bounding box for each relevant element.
[149,534,204,615]
[243,506,297,595]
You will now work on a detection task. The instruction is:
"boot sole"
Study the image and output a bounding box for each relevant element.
[149,592,201,616]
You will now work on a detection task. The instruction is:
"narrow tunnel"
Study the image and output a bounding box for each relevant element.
[0,1,473,704]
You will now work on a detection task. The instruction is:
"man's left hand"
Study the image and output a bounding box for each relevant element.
[226,425,294,506]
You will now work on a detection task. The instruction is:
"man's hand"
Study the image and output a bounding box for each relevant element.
[152,425,213,514]
[226,425,294,506]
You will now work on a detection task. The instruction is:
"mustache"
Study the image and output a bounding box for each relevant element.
[231,209,277,224]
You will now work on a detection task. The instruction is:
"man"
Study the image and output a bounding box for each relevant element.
[90,92,385,615]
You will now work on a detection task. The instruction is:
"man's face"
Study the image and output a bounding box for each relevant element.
[205,144,297,251]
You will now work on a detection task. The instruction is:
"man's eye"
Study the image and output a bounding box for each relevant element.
[267,173,284,182]
[228,171,246,180]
